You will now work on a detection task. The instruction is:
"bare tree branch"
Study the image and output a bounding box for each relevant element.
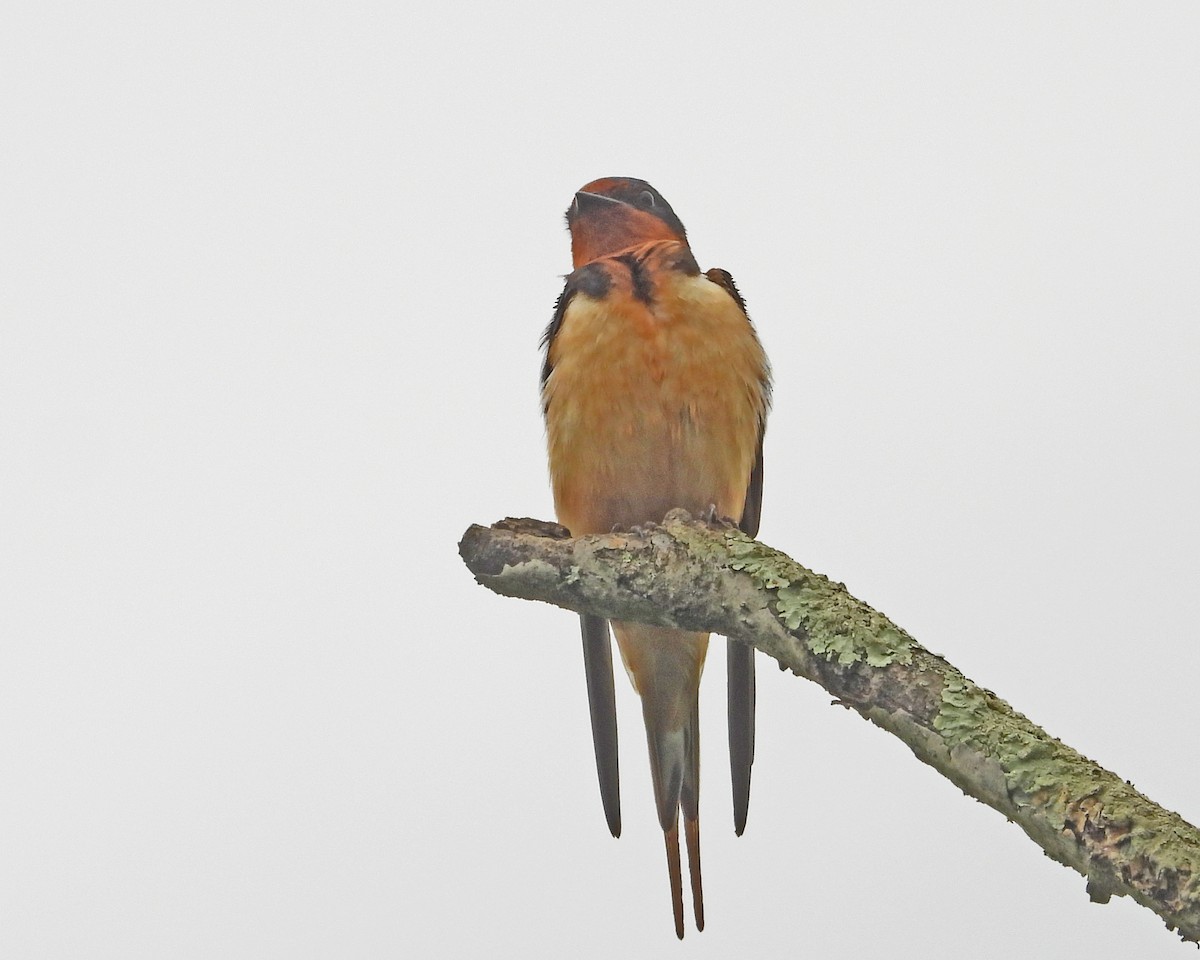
[458,511,1200,945]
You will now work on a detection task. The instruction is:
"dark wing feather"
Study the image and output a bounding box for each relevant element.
[581,614,621,837]
[706,266,766,836]
[740,430,764,539]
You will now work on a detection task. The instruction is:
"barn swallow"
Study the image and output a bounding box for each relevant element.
[540,177,771,937]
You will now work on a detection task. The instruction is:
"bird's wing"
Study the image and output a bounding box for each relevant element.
[705,266,769,835]
[542,267,622,838]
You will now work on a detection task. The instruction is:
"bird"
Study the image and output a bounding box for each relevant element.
[540,177,771,937]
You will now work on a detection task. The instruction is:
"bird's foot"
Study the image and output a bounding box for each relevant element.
[699,503,738,529]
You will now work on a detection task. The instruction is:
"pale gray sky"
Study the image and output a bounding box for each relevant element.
[4,2,1199,957]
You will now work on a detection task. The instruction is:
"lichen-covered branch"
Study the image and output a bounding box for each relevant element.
[458,511,1200,944]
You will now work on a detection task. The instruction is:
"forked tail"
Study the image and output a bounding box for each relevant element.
[642,683,703,938]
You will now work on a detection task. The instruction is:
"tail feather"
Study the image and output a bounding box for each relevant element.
[684,817,703,932]
[641,683,704,939]
[663,824,685,939]
[614,622,707,937]
[646,724,687,831]
[681,697,704,931]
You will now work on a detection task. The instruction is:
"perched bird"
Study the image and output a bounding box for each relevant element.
[540,177,771,937]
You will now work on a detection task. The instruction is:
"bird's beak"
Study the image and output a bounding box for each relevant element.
[573,190,624,215]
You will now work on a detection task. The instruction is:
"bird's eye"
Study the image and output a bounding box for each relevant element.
[638,190,656,207]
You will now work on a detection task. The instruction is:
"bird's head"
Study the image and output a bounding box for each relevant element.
[566,177,688,267]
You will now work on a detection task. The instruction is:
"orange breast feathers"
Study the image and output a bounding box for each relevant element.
[542,240,769,537]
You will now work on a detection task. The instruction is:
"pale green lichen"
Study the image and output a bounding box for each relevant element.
[934,675,989,747]
[936,674,1155,827]
[936,670,1200,933]
[721,529,914,667]
[935,676,1074,797]
[724,535,798,590]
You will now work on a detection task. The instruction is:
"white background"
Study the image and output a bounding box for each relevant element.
[4,2,1199,957]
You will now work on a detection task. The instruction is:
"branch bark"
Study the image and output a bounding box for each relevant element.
[458,511,1200,944]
